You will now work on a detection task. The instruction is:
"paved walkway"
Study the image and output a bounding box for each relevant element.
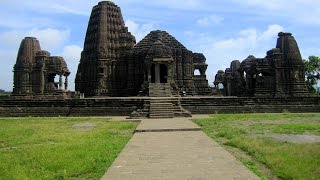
[102,117,259,180]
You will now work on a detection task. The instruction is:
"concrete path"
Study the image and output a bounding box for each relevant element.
[102,117,259,180]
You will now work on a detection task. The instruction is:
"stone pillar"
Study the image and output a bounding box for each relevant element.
[155,64,160,83]
[38,70,44,94]
[59,75,63,90]
[148,68,151,83]
[64,76,68,90]
[108,64,112,76]
[167,63,172,84]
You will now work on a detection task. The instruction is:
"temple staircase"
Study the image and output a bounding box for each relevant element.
[129,83,192,119]
[148,83,191,118]
[149,99,174,118]
[149,83,173,118]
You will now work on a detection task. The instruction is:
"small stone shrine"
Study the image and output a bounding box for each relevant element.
[12,37,70,98]
[214,32,309,97]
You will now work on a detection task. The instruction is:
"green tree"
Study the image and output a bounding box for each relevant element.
[304,56,320,94]
[0,89,11,96]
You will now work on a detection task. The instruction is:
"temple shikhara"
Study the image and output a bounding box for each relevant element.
[75,1,136,97]
[4,1,318,118]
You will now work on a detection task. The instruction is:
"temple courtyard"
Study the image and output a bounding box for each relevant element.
[0,113,319,180]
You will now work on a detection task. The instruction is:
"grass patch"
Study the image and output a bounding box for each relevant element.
[0,117,138,180]
[194,113,320,180]
[273,123,320,134]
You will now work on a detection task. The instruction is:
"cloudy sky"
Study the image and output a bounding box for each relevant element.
[0,0,319,91]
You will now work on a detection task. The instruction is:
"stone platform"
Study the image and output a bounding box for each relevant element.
[102,117,259,180]
[0,96,320,117]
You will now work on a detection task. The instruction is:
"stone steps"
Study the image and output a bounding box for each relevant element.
[149,114,174,119]
[149,101,174,118]
[148,83,175,118]
[149,83,171,97]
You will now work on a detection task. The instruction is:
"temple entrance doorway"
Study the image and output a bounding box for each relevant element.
[151,64,168,83]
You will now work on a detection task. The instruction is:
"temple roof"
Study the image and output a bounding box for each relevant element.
[133,30,188,51]
[46,56,70,76]
[147,41,173,58]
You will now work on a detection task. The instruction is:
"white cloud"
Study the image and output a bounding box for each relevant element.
[197,15,224,26]
[0,28,70,51]
[0,50,16,91]
[118,0,205,10]
[61,45,83,91]
[0,0,94,16]
[61,45,82,63]
[0,15,58,29]
[235,0,320,25]
[0,0,94,29]
[28,29,70,51]
[209,24,283,59]
[125,20,155,42]
[258,24,283,41]
[240,0,285,10]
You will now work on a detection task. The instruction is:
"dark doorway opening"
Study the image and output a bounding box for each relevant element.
[151,64,155,83]
[150,64,168,83]
[160,64,167,83]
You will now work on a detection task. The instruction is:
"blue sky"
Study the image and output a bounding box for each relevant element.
[0,0,319,91]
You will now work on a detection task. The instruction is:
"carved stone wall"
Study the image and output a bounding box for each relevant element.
[13,37,70,98]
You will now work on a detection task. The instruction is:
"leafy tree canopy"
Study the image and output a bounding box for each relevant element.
[304,56,320,94]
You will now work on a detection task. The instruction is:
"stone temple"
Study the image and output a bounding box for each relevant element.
[214,32,309,97]
[75,1,210,97]
[12,37,70,98]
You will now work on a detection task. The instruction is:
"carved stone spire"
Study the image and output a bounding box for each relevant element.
[75,1,136,96]
[276,32,309,96]
[13,37,41,94]
[276,32,303,65]
[15,37,41,67]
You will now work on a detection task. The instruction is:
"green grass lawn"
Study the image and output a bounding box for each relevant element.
[0,117,138,180]
[194,113,320,180]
